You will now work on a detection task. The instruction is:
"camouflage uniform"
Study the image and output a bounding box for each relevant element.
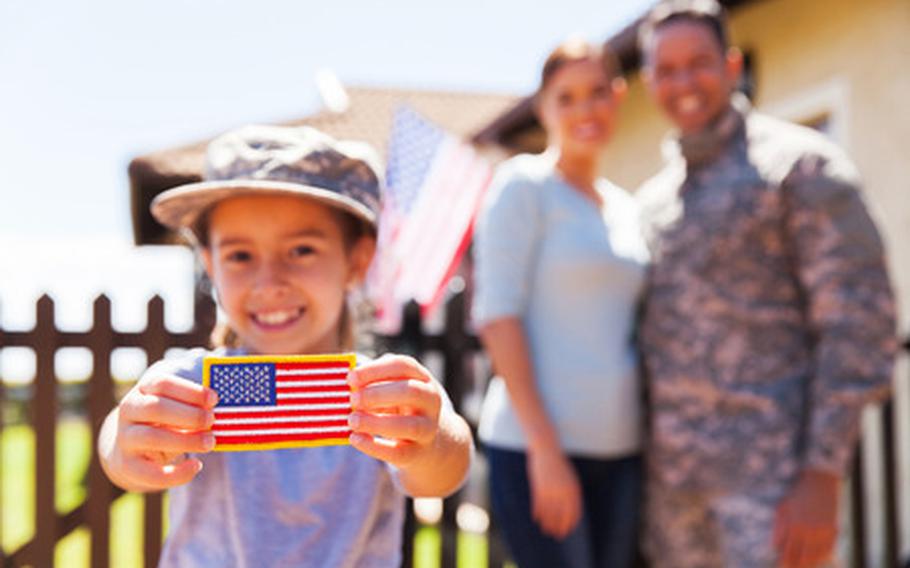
[637,96,898,568]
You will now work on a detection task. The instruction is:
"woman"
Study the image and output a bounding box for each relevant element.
[472,39,648,568]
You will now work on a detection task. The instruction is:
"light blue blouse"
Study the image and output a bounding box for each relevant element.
[472,153,648,458]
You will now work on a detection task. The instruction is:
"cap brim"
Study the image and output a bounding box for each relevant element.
[150,179,377,236]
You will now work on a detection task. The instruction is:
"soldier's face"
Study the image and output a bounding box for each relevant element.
[643,19,742,135]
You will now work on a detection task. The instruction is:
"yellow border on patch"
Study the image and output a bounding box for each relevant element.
[203,353,356,452]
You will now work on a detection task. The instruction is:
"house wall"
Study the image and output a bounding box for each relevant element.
[602,0,910,330]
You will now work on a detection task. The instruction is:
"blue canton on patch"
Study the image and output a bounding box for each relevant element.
[210,363,276,407]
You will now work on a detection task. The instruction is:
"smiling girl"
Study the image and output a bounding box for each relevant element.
[98,125,472,567]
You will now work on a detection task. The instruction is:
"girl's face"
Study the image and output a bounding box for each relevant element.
[201,195,374,355]
[537,57,625,160]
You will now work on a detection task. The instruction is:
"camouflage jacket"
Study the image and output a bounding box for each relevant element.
[638,97,898,491]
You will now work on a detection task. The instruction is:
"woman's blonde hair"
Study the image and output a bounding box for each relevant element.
[193,205,373,352]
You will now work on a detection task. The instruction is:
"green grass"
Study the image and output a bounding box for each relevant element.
[2,421,145,566]
[414,525,442,568]
[2,420,491,567]
[2,423,34,552]
[412,525,490,568]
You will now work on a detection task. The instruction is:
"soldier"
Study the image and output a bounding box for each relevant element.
[635,1,898,567]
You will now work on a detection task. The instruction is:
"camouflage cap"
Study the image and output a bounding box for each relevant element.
[151,125,382,237]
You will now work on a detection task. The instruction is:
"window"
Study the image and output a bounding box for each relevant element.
[761,77,850,145]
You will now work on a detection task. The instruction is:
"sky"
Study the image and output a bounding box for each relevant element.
[0,0,654,336]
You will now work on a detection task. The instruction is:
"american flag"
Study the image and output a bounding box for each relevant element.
[370,105,493,332]
[203,354,355,451]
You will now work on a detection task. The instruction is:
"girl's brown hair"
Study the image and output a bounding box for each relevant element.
[537,38,623,96]
[193,204,373,352]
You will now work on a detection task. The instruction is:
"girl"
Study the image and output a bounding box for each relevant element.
[472,39,648,568]
[98,125,473,567]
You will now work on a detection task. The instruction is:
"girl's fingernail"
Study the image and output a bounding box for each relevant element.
[350,391,361,409]
[348,413,361,429]
[203,433,216,451]
[207,390,219,407]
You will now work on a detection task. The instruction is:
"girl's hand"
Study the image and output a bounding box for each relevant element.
[346,355,442,468]
[527,445,582,539]
[100,372,218,492]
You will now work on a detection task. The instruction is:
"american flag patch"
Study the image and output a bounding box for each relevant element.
[202,354,356,451]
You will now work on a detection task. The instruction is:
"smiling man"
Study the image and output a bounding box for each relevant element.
[634,1,898,567]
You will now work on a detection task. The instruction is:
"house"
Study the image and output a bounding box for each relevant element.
[475,0,910,330]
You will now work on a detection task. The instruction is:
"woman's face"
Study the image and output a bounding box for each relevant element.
[537,58,624,159]
[200,195,373,355]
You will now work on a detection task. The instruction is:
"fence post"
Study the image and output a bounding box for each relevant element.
[850,439,867,568]
[193,292,216,344]
[442,290,469,433]
[882,400,899,568]
[440,291,469,568]
[87,295,116,568]
[32,294,58,568]
[486,522,508,568]
[398,301,424,357]
[395,301,422,568]
[143,296,168,568]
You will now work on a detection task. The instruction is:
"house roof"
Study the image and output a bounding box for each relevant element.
[472,0,761,150]
[129,86,518,245]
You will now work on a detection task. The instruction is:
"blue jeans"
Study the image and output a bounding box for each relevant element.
[486,447,642,568]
